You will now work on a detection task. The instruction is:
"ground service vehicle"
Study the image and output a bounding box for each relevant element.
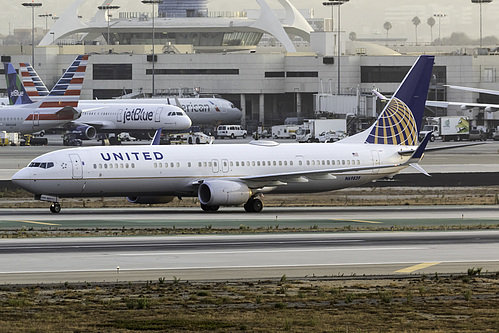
[216,125,247,139]
[419,116,470,142]
[296,119,346,143]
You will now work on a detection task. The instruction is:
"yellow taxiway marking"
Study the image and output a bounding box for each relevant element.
[14,220,60,226]
[330,219,382,224]
[395,262,441,273]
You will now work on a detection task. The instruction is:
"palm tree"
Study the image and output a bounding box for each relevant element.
[412,16,421,45]
[427,17,436,44]
[383,21,392,42]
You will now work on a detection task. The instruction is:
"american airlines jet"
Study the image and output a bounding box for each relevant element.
[19,63,242,126]
[0,56,88,134]
[8,63,192,139]
[13,56,435,214]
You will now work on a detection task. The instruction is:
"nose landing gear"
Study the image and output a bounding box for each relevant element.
[49,202,61,214]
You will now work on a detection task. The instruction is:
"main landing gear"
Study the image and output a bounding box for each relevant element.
[244,197,263,213]
[49,202,61,214]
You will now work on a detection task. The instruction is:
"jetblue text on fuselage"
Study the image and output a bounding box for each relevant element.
[100,151,164,161]
[121,108,154,124]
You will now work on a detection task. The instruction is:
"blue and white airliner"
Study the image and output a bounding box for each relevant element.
[13,56,436,213]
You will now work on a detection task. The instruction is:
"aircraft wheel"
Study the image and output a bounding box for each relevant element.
[244,198,263,213]
[201,204,219,212]
[50,203,61,214]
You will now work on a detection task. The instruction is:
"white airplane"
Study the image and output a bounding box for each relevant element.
[0,56,87,135]
[19,63,242,126]
[13,55,437,213]
[9,64,191,139]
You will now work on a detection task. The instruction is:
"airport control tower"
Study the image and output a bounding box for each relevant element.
[158,0,208,18]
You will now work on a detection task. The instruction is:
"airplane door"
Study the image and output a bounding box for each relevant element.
[117,109,123,123]
[371,150,380,174]
[211,159,219,173]
[33,111,40,127]
[155,107,163,122]
[69,154,83,179]
[221,159,229,173]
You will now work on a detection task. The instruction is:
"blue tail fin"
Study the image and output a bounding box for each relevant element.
[364,55,434,146]
[4,63,33,105]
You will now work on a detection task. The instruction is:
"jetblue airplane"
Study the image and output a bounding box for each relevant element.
[18,63,241,126]
[7,63,191,139]
[13,55,435,214]
[0,55,88,134]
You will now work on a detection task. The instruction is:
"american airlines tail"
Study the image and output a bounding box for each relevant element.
[343,55,434,145]
[4,63,33,105]
[19,62,49,102]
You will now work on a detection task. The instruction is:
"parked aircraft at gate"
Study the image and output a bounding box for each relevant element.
[0,56,87,135]
[5,63,191,138]
[18,63,241,126]
[13,55,436,213]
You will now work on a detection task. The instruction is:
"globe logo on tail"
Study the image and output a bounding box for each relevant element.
[365,97,418,146]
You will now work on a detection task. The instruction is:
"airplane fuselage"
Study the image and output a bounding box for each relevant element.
[13,141,409,198]
[76,103,191,132]
[84,97,242,125]
[0,104,79,134]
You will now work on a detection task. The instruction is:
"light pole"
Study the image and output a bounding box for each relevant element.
[22,1,43,68]
[322,0,349,95]
[97,4,120,45]
[471,0,493,48]
[142,0,163,97]
[38,13,52,32]
[433,12,446,46]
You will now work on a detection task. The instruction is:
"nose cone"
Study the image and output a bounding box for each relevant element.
[230,107,243,123]
[11,167,34,193]
[181,114,192,129]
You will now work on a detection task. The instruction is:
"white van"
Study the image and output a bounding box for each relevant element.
[216,125,247,139]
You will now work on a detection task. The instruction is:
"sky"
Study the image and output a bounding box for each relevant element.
[3,0,499,43]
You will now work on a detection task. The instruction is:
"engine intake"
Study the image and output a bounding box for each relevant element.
[198,180,251,206]
[126,196,175,204]
[74,125,97,140]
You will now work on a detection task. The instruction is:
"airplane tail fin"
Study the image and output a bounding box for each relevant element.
[4,63,33,105]
[38,55,89,110]
[19,62,49,102]
[344,55,434,146]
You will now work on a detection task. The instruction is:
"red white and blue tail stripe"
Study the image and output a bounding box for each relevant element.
[38,55,88,109]
[20,62,49,102]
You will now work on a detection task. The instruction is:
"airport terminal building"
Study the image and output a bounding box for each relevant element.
[2,0,499,132]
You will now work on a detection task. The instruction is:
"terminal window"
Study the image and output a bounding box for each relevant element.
[93,64,133,80]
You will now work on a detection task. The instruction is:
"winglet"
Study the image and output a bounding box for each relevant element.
[151,128,163,146]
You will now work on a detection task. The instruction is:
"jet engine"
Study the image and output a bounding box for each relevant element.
[73,125,97,140]
[198,180,251,206]
[126,196,175,204]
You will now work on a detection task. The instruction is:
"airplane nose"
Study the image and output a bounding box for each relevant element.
[11,168,33,192]
[183,115,192,129]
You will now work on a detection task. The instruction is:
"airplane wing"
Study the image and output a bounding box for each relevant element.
[71,120,115,129]
[426,100,499,112]
[445,85,499,96]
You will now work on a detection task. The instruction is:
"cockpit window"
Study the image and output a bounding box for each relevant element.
[29,162,55,169]
[176,112,184,116]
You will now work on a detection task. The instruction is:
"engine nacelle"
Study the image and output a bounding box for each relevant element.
[74,125,97,140]
[126,196,175,204]
[198,180,252,206]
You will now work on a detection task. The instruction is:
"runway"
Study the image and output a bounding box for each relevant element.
[1,205,499,229]
[1,231,498,284]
